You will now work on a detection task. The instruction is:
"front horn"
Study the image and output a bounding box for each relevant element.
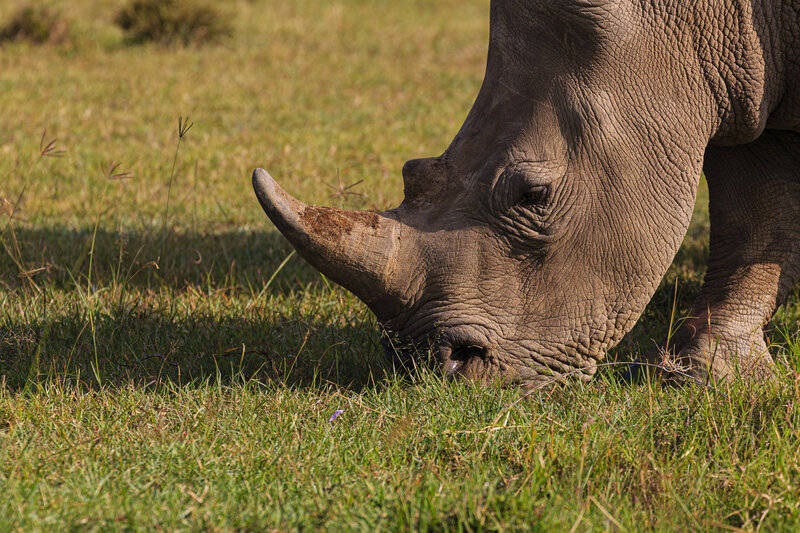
[252,168,405,313]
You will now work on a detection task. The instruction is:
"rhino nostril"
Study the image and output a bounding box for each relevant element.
[444,359,463,376]
[444,344,487,377]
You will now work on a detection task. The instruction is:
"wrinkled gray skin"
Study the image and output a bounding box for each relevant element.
[253,0,800,387]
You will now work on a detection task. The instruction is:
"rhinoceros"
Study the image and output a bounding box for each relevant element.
[253,0,800,387]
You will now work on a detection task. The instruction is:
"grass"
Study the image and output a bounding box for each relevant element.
[1,0,800,530]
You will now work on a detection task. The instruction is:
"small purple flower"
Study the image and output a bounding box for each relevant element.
[328,409,345,422]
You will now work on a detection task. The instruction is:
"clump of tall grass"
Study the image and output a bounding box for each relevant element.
[0,5,70,45]
[114,0,232,46]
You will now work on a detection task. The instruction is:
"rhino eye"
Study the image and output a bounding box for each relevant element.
[495,164,556,213]
[519,184,550,206]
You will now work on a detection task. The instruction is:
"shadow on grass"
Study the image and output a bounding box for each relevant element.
[0,226,404,392]
[0,226,320,293]
[0,306,395,392]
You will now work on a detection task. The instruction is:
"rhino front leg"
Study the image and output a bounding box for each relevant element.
[657,130,800,382]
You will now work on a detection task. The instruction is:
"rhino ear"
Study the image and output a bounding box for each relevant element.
[401,157,448,202]
[252,168,405,313]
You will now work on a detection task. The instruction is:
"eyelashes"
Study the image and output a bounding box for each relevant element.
[518,183,551,206]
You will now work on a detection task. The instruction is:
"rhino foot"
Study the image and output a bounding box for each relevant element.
[639,327,776,386]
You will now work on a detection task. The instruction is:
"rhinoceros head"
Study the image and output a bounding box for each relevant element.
[254,1,714,386]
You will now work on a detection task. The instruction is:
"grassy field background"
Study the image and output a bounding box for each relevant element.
[2,0,800,530]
